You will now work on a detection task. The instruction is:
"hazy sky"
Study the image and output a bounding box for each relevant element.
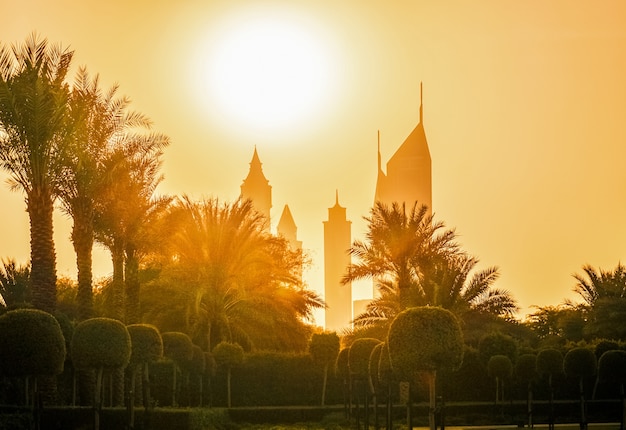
[2,0,626,325]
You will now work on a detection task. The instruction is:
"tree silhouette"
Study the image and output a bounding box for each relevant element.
[309,331,340,406]
[0,258,30,308]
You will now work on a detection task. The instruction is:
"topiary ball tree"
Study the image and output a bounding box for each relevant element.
[479,332,518,364]
[335,348,350,418]
[516,354,538,428]
[71,318,131,430]
[183,345,206,407]
[536,348,563,430]
[564,347,597,430]
[348,338,381,429]
[127,324,163,425]
[0,309,66,405]
[161,331,193,407]
[488,354,513,404]
[388,306,464,430]
[212,341,244,408]
[309,332,340,406]
[597,350,626,429]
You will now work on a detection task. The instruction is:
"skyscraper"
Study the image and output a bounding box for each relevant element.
[240,147,272,230]
[374,83,432,212]
[323,191,352,332]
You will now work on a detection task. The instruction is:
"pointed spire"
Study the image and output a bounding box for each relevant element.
[335,189,339,205]
[419,81,423,124]
[250,145,262,167]
[377,130,381,172]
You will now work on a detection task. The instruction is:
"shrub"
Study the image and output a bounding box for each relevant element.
[162,332,193,365]
[127,324,163,366]
[348,338,381,380]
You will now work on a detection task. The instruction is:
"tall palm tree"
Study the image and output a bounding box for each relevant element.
[94,132,169,323]
[343,201,459,309]
[146,196,324,351]
[0,34,74,313]
[58,68,154,320]
[345,201,517,337]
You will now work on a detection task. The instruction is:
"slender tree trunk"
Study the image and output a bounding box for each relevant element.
[321,363,328,406]
[27,189,57,314]
[527,381,533,428]
[226,367,232,408]
[111,240,125,321]
[579,377,587,430]
[72,212,94,321]
[124,247,140,324]
[94,367,103,430]
[428,371,437,430]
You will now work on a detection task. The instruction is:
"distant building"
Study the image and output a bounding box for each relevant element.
[323,191,352,332]
[277,204,303,280]
[240,147,272,231]
[374,83,432,213]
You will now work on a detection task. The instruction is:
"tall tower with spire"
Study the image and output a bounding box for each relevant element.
[374,83,432,213]
[323,191,352,332]
[240,147,272,230]
[278,204,303,281]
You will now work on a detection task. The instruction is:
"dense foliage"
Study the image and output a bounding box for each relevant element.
[71,317,131,369]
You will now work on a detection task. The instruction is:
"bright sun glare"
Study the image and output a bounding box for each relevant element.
[195,8,336,134]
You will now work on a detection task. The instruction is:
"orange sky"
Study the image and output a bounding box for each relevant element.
[2,0,626,325]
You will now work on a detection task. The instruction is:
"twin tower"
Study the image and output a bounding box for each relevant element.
[241,84,432,332]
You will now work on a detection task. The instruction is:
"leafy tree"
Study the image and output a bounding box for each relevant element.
[537,348,564,430]
[597,350,626,429]
[0,309,66,405]
[479,332,518,364]
[71,318,131,430]
[343,201,516,338]
[161,331,193,407]
[348,338,381,429]
[0,34,74,314]
[0,258,30,308]
[564,347,596,430]
[335,348,351,419]
[182,345,206,407]
[526,305,586,346]
[212,341,244,408]
[572,263,626,340]
[488,355,513,404]
[387,306,464,430]
[515,354,538,428]
[309,331,340,406]
[145,196,323,351]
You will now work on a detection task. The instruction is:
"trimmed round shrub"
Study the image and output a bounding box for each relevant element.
[369,342,384,389]
[515,353,538,382]
[127,324,163,366]
[185,345,206,375]
[162,332,194,364]
[309,332,340,366]
[536,348,564,378]
[488,354,513,380]
[335,348,349,379]
[564,347,597,380]
[0,308,66,377]
[388,307,464,378]
[594,340,619,360]
[597,350,626,384]
[71,318,131,370]
[348,338,381,380]
[479,332,518,363]
[212,341,244,368]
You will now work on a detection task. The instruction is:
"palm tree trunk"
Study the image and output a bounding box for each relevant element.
[27,189,57,314]
[72,214,94,321]
[124,247,140,324]
[111,239,125,321]
[428,371,437,430]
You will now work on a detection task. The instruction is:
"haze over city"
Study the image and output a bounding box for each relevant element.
[2,0,626,326]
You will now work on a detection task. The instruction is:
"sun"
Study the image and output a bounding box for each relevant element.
[194,7,337,135]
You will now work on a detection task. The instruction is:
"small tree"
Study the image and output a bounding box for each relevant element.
[479,332,518,364]
[127,324,162,429]
[183,345,206,407]
[309,332,340,406]
[203,352,217,407]
[349,338,381,429]
[161,332,193,407]
[388,307,464,430]
[597,350,626,430]
[377,342,395,430]
[515,353,537,428]
[335,348,351,419]
[71,318,131,430]
[536,348,564,430]
[212,341,244,408]
[564,347,596,430]
[368,342,384,430]
[488,354,513,405]
[0,309,66,406]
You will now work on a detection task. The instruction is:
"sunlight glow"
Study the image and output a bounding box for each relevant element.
[194,8,337,134]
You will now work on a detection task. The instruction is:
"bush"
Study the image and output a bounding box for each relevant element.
[348,338,380,380]
[162,332,194,365]
[0,308,66,377]
[127,324,163,366]
[71,318,131,370]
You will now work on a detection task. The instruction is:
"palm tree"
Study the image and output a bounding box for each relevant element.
[94,132,170,323]
[345,201,517,336]
[0,34,73,313]
[572,263,626,340]
[0,258,31,308]
[145,196,324,351]
[58,67,155,320]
